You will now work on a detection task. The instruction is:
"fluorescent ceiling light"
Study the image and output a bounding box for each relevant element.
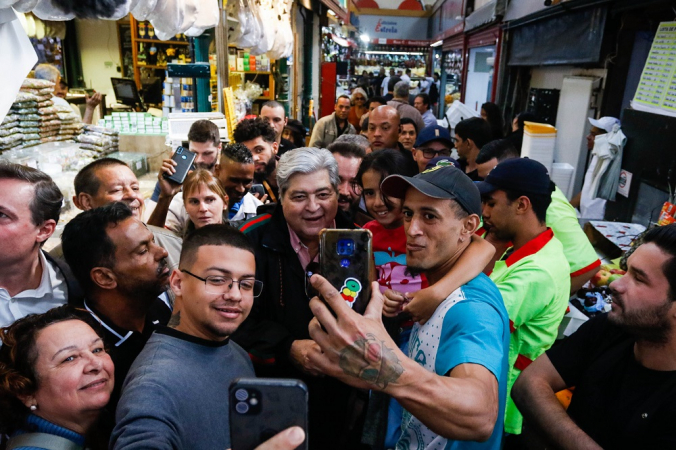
[430,40,442,47]
[360,33,370,42]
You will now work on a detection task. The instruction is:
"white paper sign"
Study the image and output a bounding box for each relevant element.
[617,169,633,198]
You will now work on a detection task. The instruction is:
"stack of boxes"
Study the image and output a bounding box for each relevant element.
[98,112,168,135]
[231,51,270,72]
[162,77,195,115]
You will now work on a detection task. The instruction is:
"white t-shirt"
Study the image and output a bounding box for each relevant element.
[0,251,67,328]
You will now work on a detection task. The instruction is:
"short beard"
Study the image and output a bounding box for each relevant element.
[254,157,277,183]
[608,298,673,344]
[195,160,216,172]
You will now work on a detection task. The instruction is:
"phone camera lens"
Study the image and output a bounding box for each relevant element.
[235,389,249,401]
[177,148,183,154]
[235,401,249,414]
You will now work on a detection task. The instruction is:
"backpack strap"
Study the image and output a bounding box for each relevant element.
[43,251,85,307]
[6,432,82,450]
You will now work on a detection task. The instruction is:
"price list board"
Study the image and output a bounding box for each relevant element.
[632,22,676,118]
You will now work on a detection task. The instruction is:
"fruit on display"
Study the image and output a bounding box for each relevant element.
[591,270,612,287]
[591,265,626,287]
[608,274,623,284]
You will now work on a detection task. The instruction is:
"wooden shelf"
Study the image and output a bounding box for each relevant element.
[136,38,190,45]
[130,16,193,89]
[231,71,272,74]
[138,65,168,70]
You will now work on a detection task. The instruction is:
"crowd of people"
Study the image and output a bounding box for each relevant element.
[1,88,675,450]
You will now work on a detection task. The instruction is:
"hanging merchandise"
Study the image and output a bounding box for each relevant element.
[11,0,39,13]
[227,0,293,57]
[268,0,293,59]
[228,0,262,50]
[185,0,218,36]
[30,0,74,20]
[2,0,217,39]
[250,0,273,55]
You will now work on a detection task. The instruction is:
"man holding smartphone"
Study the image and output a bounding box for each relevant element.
[307,166,510,450]
[112,225,257,450]
[148,120,222,232]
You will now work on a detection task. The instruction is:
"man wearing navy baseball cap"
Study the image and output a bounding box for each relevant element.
[477,158,571,443]
[314,164,510,450]
[411,124,454,173]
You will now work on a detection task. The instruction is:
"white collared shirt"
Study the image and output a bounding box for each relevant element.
[0,251,67,328]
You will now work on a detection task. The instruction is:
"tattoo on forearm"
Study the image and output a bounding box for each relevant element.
[338,333,404,389]
[168,311,181,328]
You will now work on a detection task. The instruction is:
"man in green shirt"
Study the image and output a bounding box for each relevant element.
[478,158,571,440]
[476,139,600,292]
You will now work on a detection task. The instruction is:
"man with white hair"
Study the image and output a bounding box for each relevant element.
[34,63,100,124]
[387,81,425,133]
[233,148,360,449]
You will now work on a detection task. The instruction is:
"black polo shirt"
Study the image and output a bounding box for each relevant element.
[84,296,172,410]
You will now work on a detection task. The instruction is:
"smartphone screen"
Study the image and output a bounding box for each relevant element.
[164,146,196,184]
[319,229,373,314]
[229,378,308,450]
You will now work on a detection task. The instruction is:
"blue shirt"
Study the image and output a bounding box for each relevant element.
[228,198,244,219]
[10,414,85,449]
[397,273,509,450]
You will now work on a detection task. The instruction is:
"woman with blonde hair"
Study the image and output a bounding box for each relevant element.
[348,87,368,133]
[181,169,229,235]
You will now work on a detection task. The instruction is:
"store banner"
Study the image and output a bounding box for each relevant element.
[354,14,428,40]
[352,0,432,10]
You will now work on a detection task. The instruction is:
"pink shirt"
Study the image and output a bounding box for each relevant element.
[287,222,336,270]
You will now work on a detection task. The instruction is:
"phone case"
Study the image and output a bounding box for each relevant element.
[319,229,373,314]
[164,146,196,184]
[229,378,308,450]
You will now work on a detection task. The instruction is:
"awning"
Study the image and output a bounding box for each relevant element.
[508,5,608,66]
[503,0,548,22]
[465,0,506,32]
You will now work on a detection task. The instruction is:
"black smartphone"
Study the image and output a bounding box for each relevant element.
[250,184,266,197]
[229,378,308,450]
[163,146,196,184]
[319,229,373,314]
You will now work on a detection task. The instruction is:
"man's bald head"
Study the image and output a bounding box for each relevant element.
[368,106,401,152]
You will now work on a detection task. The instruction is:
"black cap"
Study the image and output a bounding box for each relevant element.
[381,165,482,216]
[476,158,554,196]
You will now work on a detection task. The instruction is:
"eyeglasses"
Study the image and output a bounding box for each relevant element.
[181,269,263,297]
[419,148,451,159]
[354,97,366,101]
